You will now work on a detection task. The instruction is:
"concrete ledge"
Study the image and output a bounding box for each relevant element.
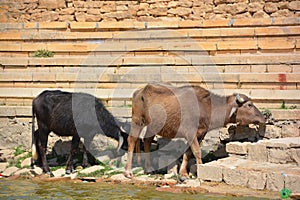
[1,54,299,66]
[0,87,299,102]
[0,106,131,118]
[1,26,299,41]
[1,18,299,31]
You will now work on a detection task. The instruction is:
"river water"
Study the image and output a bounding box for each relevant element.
[0,179,268,200]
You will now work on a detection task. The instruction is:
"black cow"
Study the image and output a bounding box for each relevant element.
[31,90,128,174]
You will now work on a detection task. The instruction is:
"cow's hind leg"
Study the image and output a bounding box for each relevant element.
[37,129,50,174]
[66,134,80,174]
[82,138,91,168]
[36,126,51,174]
[179,147,193,181]
[179,136,203,181]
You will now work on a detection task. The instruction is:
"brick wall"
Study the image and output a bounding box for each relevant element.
[0,0,300,22]
[0,17,299,119]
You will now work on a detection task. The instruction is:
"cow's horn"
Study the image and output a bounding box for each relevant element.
[236,94,244,103]
[117,132,124,152]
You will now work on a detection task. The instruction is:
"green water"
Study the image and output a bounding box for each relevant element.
[0,179,267,200]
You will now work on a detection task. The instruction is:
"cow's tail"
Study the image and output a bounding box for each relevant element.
[31,103,38,160]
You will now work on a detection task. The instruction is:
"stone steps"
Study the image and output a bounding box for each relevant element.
[226,137,300,165]
[198,137,300,193]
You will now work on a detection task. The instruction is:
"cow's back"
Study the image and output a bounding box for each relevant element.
[132,83,211,139]
[33,90,76,135]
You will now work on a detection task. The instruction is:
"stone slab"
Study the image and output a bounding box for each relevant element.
[226,142,250,155]
[247,143,268,162]
[199,156,300,192]
[260,137,300,148]
[198,162,223,182]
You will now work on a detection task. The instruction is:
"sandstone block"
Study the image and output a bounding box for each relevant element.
[286,174,300,193]
[226,142,250,155]
[268,148,292,164]
[32,166,43,175]
[266,172,284,191]
[259,125,281,139]
[79,165,105,175]
[94,150,115,164]
[184,179,201,187]
[52,168,65,177]
[59,15,74,21]
[281,124,300,138]
[21,157,32,168]
[213,4,229,14]
[73,1,84,8]
[0,162,9,172]
[87,9,101,15]
[229,3,247,15]
[168,7,192,16]
[14,168,31,176]
[24,0,38,3]
[291,148,300,165]
[39,0,66,9]
[248,143,268,162]
[248,170,267,190]
[198,163,223,182]
[248,2,264,13]
[264,2,278,13]
[61,7,75,15]
[253,10,270,18]
[2,166,19,176]
[223,167,248,186]
[288,1,300,11]
[75,12,86,22]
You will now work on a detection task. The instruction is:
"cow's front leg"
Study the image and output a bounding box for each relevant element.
[66,134,80,174]
[124,135,138,178]
[179,147,192,181]
[144,136,155,174]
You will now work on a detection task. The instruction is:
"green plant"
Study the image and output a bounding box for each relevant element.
[237,81,242,89]
[9,147,31,168]
[104,145,116,151]
[289,105,297,109]
[14,145,25,156]
[33,49,54,58]
[262,109,272,119]
[78,165,113,178]
[280,101,287,109]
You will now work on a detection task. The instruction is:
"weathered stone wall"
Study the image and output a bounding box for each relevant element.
[1,0,300,22]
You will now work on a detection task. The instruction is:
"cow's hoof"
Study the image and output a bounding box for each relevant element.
[145,166,155,175]
[124,171,133,179]
[179,176,188,182]
[65,169,74,174]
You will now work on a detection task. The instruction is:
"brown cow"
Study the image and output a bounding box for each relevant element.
[124,83,265,180]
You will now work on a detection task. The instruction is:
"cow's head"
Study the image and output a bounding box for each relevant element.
[229,94,266,125]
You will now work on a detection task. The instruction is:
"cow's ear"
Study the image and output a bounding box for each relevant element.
[144,84,154,96]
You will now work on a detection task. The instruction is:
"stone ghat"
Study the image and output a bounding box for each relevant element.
[198,137,300,193]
